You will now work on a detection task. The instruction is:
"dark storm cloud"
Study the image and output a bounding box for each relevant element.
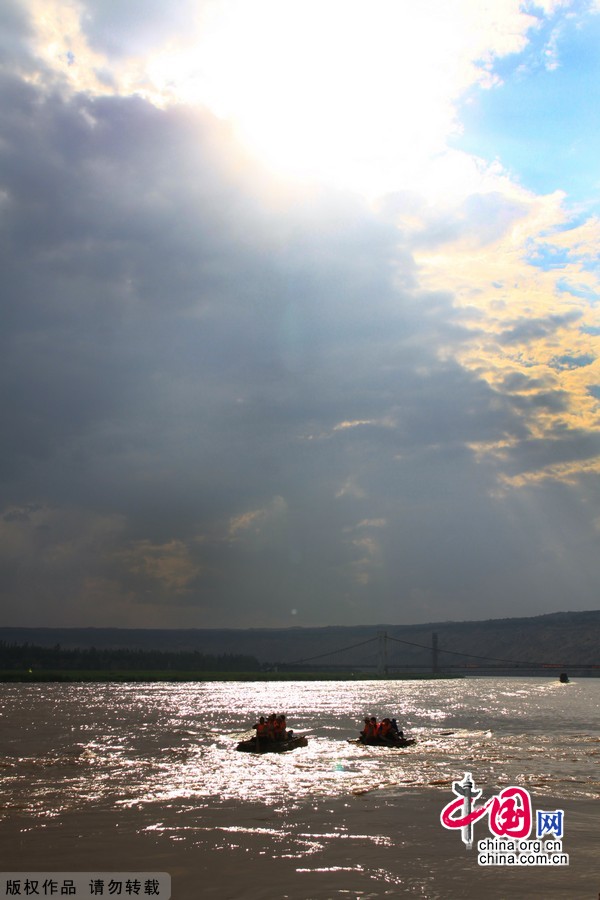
[501,431,600,477]
[0,63,598,627]
[0,1,35,69]
[498,310,582,345]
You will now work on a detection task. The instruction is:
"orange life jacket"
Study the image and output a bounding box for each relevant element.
[273,719,286,738]
[364,721,378,739]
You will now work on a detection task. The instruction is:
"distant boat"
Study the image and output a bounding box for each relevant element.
[559,672,570,683]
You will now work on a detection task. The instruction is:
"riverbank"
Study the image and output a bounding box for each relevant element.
[0,669,456,682]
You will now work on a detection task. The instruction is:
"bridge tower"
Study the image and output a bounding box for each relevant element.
[432,632,439,675]
[377,630,388,677]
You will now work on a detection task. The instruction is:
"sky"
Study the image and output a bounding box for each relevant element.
[1,0,599,629]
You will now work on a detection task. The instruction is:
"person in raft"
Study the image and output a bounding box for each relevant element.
[378,718,396,741]
[254,713,291,742]
[254,716,268,738]
[360,716,379,740]
[391,718,404,740]
[360,716,404,742]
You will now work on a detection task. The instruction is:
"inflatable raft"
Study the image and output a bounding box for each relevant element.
[235,734,309,753]
[348,736,416,748]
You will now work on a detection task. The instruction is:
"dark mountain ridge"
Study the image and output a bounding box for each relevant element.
[1,609,598,671]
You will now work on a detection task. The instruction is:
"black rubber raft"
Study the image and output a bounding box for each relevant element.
[235,735,309,753]
[348,737,416,748]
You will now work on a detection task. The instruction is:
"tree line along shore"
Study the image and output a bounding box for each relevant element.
[0,641,259,676]
[0,641,448,682]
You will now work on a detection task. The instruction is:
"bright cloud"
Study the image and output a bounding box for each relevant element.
[20,0,575,197]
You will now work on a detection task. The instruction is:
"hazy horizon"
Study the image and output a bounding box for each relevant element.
[2,607,599,634]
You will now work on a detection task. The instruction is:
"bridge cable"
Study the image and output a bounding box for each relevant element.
[289,636,378,665]
[386,634,565,668]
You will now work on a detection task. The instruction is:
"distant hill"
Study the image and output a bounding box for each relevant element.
[1,610,599,674]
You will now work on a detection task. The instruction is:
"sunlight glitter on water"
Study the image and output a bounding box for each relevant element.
[1,677,599,824]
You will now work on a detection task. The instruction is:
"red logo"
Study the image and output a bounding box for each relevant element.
[440,773,532,848]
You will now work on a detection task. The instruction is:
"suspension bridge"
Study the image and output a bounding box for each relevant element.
[276,631,599,677]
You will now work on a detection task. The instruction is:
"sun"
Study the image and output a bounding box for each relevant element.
[29,1,540,201]
[147,0,463,198]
